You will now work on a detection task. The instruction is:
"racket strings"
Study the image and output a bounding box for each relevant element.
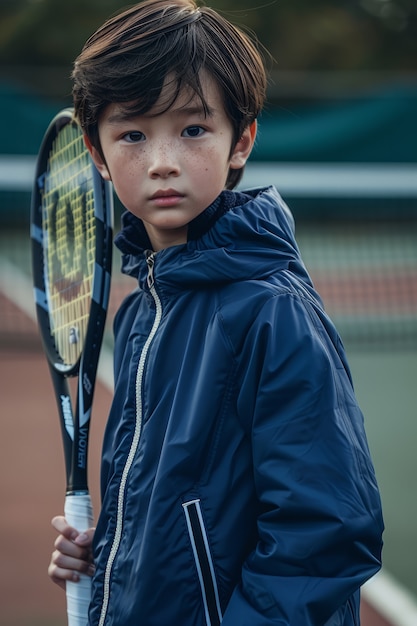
[42,123,96,367]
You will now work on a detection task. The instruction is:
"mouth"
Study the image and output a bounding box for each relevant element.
[150,189,184,207]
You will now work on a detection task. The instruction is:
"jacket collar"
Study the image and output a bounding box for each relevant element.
[114,189,252,256]
[114,186,309,292]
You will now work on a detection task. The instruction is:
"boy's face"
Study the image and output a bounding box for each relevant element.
[86,72,256,251]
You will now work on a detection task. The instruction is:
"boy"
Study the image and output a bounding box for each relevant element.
[48,1,384,624]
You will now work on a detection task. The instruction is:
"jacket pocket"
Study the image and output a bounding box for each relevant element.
[182,499,223,626]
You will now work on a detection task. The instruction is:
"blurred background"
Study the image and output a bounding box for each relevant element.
[0,1,416,625]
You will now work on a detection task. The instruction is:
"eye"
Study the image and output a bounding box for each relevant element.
[182,125,205,138]
[122,130,145,143]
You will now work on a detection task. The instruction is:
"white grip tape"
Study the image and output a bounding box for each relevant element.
[64,494,94,626]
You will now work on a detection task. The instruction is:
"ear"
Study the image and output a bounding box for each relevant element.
[83,134,112,181]
[229,120,257,170]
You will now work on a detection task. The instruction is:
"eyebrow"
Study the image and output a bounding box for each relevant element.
[106,103,214,126]
[170,104,214,118]
[106,110,139,125]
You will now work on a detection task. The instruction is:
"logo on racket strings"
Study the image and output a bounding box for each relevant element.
[48,189,89,300]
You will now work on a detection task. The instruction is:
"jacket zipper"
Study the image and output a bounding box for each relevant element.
[183,499,223,626]
[98,252,163,626]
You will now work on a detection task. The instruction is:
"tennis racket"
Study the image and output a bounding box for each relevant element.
[31,108,113,626]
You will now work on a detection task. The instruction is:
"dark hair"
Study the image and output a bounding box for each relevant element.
[72,0,267,188]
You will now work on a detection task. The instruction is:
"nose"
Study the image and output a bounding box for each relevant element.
[148,141,180,179]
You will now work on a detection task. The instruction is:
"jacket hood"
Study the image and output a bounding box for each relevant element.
[115,186,312,292]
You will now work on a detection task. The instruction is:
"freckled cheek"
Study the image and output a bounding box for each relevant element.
[113,152,147,182]
[128,159,145,179]
[188,146,225,177]
[109,158,143,205]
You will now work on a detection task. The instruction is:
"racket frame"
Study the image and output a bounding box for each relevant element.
[30,107,113,496]
[31,109,113,625]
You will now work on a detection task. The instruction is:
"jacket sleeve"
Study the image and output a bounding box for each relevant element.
[222,290,383,625]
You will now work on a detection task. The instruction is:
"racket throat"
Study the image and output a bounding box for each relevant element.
[68,425,91,493]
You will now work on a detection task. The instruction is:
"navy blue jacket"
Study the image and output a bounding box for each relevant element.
[89,187,383,625]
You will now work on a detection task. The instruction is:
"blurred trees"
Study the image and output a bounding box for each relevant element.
[0,0,124,67]
[0,0,415,89]
[0,0,416,71]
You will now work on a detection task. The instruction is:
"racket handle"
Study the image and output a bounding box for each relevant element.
[64,493,94,626]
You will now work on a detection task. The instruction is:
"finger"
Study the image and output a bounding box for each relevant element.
[51,515,79,541]
[54,534,93,562]
[48,560,95,589]
[73,527,95,547]
[52,549,95,575]
[48,561,78,589]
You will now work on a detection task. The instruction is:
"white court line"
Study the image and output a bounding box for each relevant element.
[2,257,417,626]
[0,257,37,320]
[362,570,417,626]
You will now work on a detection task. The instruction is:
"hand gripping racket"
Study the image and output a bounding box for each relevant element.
[31,109,113,626]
